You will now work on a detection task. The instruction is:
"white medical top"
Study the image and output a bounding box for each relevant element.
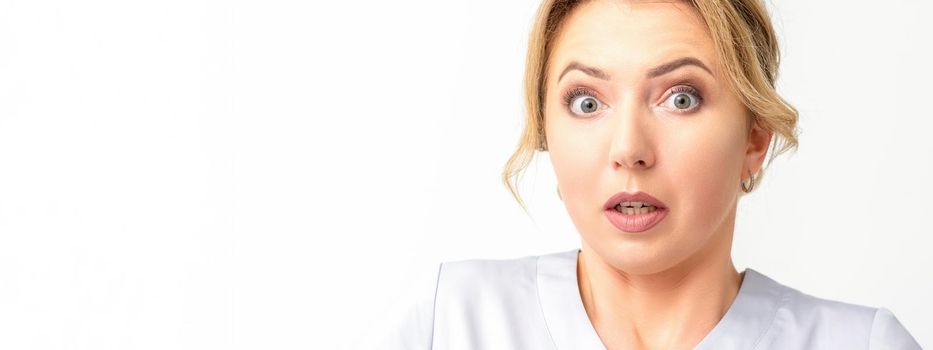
[384,248,921,349]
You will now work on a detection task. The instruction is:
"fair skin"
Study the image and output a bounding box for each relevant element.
[544,1,772,349]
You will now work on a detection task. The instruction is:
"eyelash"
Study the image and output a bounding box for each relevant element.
[561,86,599,107]
[667,84,704,113]
[559,84,705,113]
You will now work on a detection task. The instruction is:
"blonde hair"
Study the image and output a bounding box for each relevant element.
[502,0,800,210]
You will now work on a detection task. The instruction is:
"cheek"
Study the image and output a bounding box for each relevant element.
[546,115,607,206]
[666,121,746,224]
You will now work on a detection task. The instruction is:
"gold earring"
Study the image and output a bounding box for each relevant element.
[557,185,562,200]
[741,169,756,193]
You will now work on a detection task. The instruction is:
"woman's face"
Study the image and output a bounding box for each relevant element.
[544,0,772,274]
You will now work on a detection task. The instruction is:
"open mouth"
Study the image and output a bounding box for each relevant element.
[603,191,668,233]
[603,191,667,211]
[612,201,660,215]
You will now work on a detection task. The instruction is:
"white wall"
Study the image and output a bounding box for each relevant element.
[0,0,929,349]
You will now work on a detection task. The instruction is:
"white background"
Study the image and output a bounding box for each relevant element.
[0,0,930,348]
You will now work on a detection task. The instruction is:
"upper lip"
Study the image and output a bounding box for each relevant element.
[604,191,667,209]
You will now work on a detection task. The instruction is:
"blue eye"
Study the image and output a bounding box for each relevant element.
[571,95,601,115]
[562,87,605,117]
[663,85,703,113]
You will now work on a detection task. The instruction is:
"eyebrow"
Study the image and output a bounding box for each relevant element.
[647,57,713,78]
[557,61,611,82]
[557,56,713,82]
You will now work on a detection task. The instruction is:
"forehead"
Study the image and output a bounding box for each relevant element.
[548,0,717,80]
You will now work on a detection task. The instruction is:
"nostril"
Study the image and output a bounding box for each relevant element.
[613,155,651,169]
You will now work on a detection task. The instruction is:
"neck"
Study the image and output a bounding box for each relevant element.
[576,217,743,349]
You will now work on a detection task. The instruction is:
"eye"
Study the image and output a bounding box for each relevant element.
[662,85,703,113]
[571,95,601,115]
[562,87,605,117]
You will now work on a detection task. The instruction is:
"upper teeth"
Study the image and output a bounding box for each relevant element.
[614,201,659,215]
[619,201,653,208]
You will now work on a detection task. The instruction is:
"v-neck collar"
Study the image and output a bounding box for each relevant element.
[536,248,789,350]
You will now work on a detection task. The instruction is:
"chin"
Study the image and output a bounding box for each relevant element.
[590,232,695,276]
[607,251,682,276]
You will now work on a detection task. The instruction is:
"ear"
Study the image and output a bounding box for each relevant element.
[744,117,772,175]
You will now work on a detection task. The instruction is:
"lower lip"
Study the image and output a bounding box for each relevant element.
[604,207,668,233]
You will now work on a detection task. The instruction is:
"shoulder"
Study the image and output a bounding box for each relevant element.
[377,260,443,350]
[429,250,563,347]
[752,270,921,349]
[868,307,922,350]
[781,282,878,329]
[380,249,571,349]
[436,251,541,294]
[431,251,544,315]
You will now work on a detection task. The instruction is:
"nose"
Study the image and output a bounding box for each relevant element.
[609,102,656,170]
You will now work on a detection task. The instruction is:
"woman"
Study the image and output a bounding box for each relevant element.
[387,0,922,349]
